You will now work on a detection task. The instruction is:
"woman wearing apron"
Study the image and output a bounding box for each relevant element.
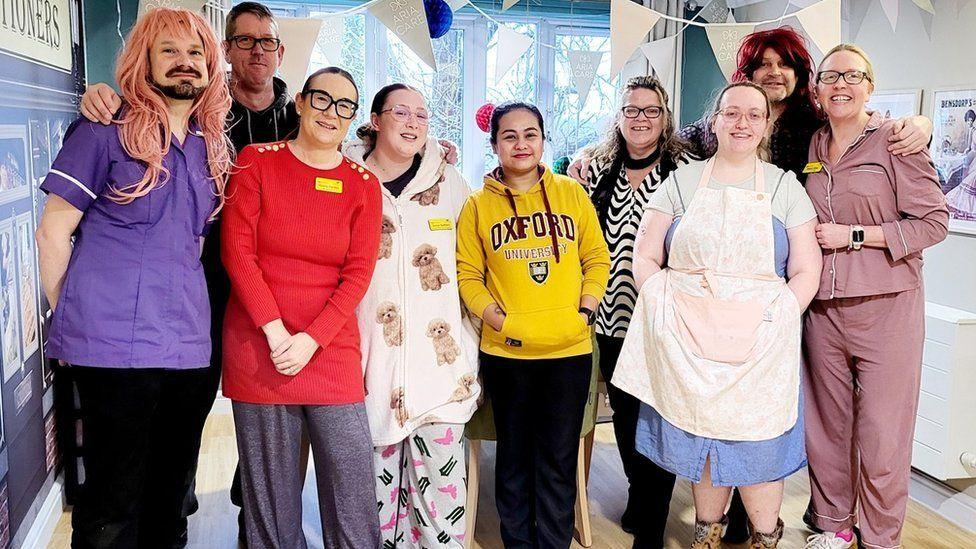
[611,82,822,549]
[802,45,948,549]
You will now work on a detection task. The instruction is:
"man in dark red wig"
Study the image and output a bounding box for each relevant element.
[679,27,932,181]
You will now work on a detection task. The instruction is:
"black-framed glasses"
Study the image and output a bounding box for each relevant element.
[228,35,281,52]
[381,105,430,125]
[817,70,871,85]
[621,105,664,119]
[302,89,359,119]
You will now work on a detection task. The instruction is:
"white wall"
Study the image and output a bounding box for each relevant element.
[737,0,976,311]
[851,0,976,312]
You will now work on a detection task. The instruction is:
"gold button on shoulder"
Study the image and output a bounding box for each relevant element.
[362,173,370,180]
[257,147,265,153]
[357,167,365,173]
[756,193,764,200]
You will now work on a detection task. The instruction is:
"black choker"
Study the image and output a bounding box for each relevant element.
[623,148,661,170]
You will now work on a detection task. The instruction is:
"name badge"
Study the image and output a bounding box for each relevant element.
[428,218,453,231]
[315,178,343,193]
[803,162,824,174]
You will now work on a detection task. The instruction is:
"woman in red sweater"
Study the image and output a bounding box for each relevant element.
[220,67,382,548]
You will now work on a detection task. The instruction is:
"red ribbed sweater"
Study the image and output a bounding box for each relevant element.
[221,142,382,404]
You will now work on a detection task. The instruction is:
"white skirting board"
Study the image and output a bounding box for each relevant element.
[909,469,976,534]
[17,475,64,549]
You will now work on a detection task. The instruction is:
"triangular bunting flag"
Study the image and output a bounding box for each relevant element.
[640,35,678,89]
[502,0,521,10]
[911,0,936,14]
[447,0,469,10]
[567,50,605,106]
[704,23,757,81]
[493,24,534,83]
[726,11,737,23]
[277,18,325,96]
[788,0,819,8]
[726,0,765,8]
[369,0,436,69]
[699,0,730,24]
[138,0,206,17]
[795,0,840,56]
[610,0,662,77]
[848,0,873,39]
[919,9,935,40]
[880,0,899,31]
[315,16,345,66]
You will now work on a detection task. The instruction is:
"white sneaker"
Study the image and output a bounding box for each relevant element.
[804,531,856,548]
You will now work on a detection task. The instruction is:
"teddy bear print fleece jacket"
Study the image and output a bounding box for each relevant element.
[344,137,480,447]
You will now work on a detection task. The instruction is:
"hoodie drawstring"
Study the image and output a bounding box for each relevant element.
[503,184,561,264]
[539,181,561,263]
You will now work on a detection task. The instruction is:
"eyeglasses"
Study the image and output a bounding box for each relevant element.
[228,35,281,52]
[716,108,768,125]
[302,89,359,120]
[817,70,871,85]
[621,105,664,119]
[381,105,430,125]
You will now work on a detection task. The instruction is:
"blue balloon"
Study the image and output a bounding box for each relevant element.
[424,0,454,39]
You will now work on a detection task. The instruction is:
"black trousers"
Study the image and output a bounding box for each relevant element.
[480,352,591,549]
[596,334,677,549]
[71,366,217,549]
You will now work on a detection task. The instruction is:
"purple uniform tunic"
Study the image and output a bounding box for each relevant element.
[40,118,217,369]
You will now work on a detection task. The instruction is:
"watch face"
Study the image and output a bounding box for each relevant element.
[854,229,865,242]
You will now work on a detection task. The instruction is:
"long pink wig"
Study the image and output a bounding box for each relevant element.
[113,8,232,215]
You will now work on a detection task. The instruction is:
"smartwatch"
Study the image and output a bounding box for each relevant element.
[579,306,596,326]
[850,225,865,251]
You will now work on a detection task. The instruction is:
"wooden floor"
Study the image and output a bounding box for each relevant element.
[49,410,976,548]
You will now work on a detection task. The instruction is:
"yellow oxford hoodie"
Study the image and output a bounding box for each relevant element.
[456,165,610,359]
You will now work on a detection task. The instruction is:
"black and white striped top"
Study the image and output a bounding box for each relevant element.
[585,156,686,338]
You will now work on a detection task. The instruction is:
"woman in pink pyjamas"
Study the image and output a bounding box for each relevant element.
[801,45,949,549]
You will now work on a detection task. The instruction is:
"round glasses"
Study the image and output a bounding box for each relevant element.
[381,105,430,126]
[716,108,768,125]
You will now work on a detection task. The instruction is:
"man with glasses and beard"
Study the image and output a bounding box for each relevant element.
[36,8,232,548]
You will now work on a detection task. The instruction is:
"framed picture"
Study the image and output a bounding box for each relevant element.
[0,218,21,380]
[15,213,39,361]
[930,87,976,234]
[0,126,31,206]
[867,89,921,119]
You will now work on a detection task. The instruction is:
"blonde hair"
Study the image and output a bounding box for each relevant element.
[819,44,876,88]
[709,81,772,161]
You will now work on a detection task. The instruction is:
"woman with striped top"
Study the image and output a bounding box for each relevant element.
[580,75,690,548]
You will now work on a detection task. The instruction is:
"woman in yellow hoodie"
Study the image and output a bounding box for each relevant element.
[456,102,610,548]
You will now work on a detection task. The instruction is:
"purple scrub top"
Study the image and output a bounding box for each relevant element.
[40,117,217,369]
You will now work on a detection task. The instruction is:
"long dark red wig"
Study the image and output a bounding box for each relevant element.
[732,27,819,117]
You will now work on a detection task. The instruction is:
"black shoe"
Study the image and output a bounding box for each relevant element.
[802,507,823,534]
[621,507,638,534]
[237,509,247,543]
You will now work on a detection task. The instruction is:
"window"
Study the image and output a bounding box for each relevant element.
[551,32,616,162]
[387,28,466,162]
[258,2,613,185]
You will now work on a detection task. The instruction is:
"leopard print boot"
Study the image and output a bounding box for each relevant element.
[690,516,727,549]
[748,518,784,549]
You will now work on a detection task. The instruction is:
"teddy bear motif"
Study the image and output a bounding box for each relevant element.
[390,387,407,427]
[410,181,440,206]
[376,301,403,347]
[412,243,450,291]
[449,373,476,403]
[378,215,396,260]
[426,319,461,366]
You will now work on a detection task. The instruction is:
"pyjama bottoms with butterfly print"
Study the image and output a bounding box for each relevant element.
[373,423,467,548]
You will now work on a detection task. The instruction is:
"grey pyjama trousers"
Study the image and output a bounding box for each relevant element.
[233,401,381,549]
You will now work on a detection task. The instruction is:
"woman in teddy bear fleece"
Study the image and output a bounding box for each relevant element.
[343,83,480,548]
